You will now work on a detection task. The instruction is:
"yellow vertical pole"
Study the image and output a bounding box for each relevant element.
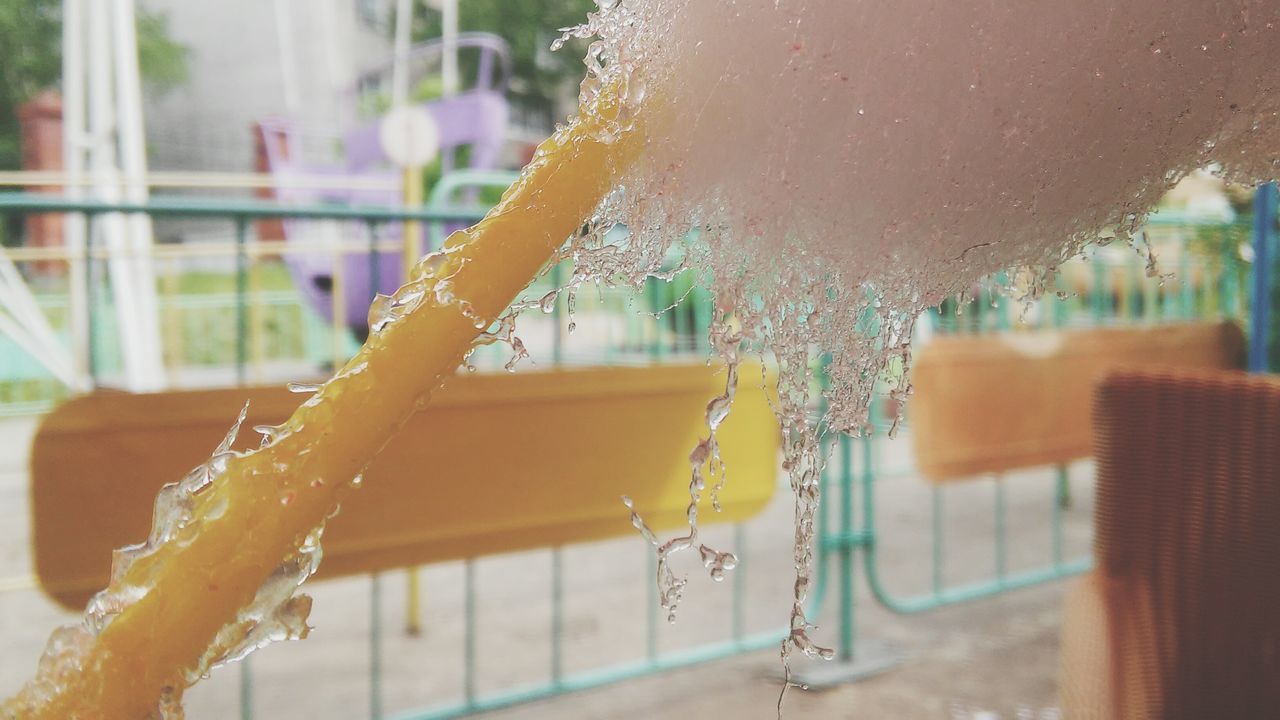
[331,240,347,369]
[402,165,425,637]
[162,257,182,383]
[249,246,265,384]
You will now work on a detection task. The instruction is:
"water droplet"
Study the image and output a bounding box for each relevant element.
[539,289,559,313]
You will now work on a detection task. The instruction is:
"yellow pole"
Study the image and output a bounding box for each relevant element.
[402,166,423,291]
[5,94,639,719]
[403,164,425,637]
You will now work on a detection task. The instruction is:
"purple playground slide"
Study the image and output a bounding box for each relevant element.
[259,33,511,336]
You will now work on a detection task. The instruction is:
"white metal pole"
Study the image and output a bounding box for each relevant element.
[319,0,349,126]
[273,0,302,115]
[110,0,164,389]
[87,0,147,390]
[392,0,412,109]
[442,0,459,97]
[61,0,91,389]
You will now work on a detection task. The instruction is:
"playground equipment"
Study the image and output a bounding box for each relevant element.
[258,33,513,335]
[1060,368,1280,719]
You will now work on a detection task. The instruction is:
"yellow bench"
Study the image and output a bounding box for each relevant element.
[31,363,779,610]
[907,321,1244,481]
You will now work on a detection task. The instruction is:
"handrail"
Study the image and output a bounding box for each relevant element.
[0,193,486,223]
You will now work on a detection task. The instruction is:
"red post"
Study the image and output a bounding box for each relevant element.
[17,91,65,276]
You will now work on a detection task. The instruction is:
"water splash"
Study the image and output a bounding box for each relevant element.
[559,0,1280,707]
[621,333,740,621]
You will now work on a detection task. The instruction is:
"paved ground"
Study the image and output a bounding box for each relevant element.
[0,415,1092,720]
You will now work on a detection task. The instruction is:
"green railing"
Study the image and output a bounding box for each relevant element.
[0,188,1256,714]
[804,214,1252,681]
[0,183,783,720]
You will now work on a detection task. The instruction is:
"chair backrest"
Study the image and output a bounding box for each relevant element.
[1089,368,1280,719]
[907,322,1244,481]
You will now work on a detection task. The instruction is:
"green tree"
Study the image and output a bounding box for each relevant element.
[413,0,594,123]
[0,0,189,171]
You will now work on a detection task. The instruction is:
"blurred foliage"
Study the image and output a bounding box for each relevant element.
[135,8,189,94]
[0,0,189,171]
[412,0,594,121]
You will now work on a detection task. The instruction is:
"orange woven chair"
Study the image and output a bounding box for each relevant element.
[1060,368,1280,719]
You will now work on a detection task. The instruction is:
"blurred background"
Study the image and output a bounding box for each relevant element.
[1,2,1277,719]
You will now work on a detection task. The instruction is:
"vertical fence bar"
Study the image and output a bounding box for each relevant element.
[464,559,477,705]
[1091,257,1107,324]
[551,264,564,366]
[672,281,688,353]
[161,258,182,376]
[1223,241,1241,321]
[84,214,98,385]
[1179,235,1194,320]
[645,550,658,662]
[1051,466,1066,569]
[731,522,746,642]
[239,656,253,720]
[1249,183,1277,372]
[646,277,666,361]
[550,547,564,686]
[331,243,347,369]
[838,431,855,662]
[930,485,944,597]
[234,217,248,384]
[405,570,423,635]
[370,573,383,720]
[993,475,1007,584]
[247,241,265,383]
[368,220,381,307]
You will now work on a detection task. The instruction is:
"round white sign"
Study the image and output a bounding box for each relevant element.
[379,106,440,168]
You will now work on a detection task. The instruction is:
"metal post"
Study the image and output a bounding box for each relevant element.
[731,523,745,642]
[464,559,477,705]
[239,656,253,720]
[551,547,564,686]
[370,573,383,720]
[404,569,423,636]
[330,243,347,368]
[1052,467,1067,569]
[1179,235,1194,320]
[793,433,899,688]
[1249,182,1277,372]
[84,215,97,385]
[994,475,1007,583]
[62,0,91,387]
[1092,257,1107,323]
[931,485,944,597]
[645,550,658,661]
[235,217,248,384]
[838,431,855,662]
[110,0,163,377]
[368,220,381,309]
[551,264,564,366]
[1055,462,1071,509]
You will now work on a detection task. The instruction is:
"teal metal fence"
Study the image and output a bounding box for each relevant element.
[0,185,786,720]
[0,188,1258,716]
[805,213,1252,680]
